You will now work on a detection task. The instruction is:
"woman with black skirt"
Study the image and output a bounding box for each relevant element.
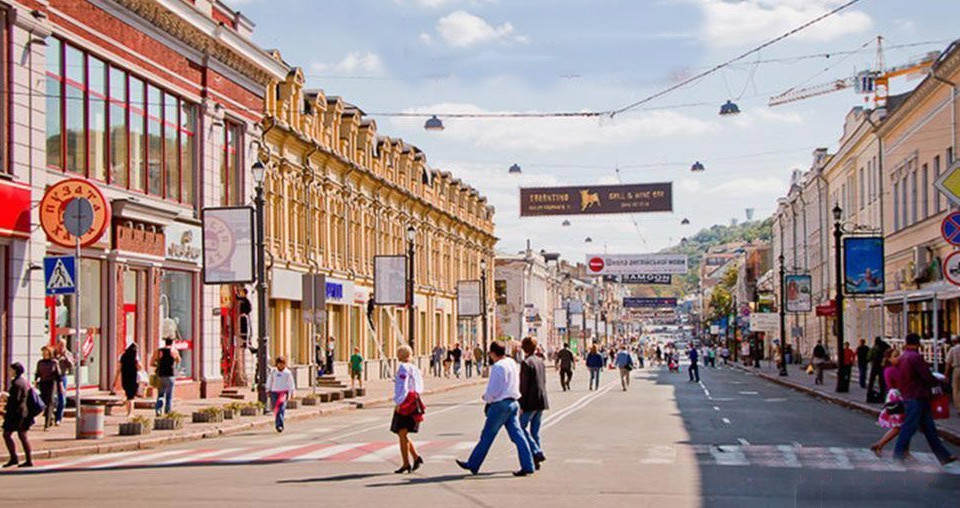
[112,343,142,417]
[391,345,424,473]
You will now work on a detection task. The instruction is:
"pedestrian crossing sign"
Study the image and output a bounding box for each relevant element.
[44,256,77,295]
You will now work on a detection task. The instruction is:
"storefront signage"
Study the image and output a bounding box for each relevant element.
[40,178,110,248]
[943,251,960,286]
[748,313,779,333]
[602,274,672,285]
[520,182,672,217]
[784,274,813,313]
[374,255,407,305]
[0,179,30,239]
[201,207,255,284]
[166,222,202,264]
[815,301,837,317]
[457,280,482,317]
[270,268,303,300]
[843,237,884,295]
[586,253,687,276]
[623,297,678,308]
[325,278,355,305]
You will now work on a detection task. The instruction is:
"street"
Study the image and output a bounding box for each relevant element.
[3,364,958,508]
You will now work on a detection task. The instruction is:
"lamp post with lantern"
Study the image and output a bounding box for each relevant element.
[406,225,416,351]
[251,160,269,406]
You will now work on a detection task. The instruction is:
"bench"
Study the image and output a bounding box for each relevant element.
[66,395,125,416]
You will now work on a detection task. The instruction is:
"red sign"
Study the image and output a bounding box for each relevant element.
[81,329,96,360]
[815,301,837,317]
[0,179,31,239]
[588,257,605,273]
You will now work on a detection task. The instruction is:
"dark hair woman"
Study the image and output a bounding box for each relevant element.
[112,343,142,417]
[3,362,34,467]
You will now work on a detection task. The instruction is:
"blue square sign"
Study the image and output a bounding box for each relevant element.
[44,256,77,295]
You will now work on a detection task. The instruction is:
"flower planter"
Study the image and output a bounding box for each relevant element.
[301,396,319,406]
[239,406,262,417]
[343,389,356,399]
[355,388,366,397]
[286,399,299,410]
[192,411,224,424]
[154,418,184,431]
[222,409,237,420]
[118,422,151,436]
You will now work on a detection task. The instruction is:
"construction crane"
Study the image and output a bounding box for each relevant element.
[769,37,940,108]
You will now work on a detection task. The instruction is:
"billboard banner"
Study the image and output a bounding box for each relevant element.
[784,274,813,313]
[301,273,326,324]
[202,207,255,284]
[623,297,678,309]
[749,313,779,333]
[456,280,482,317]
[519,182,672,217]
[554,308,567,329]
[374,256,407,305]
[602,273,673,285]
[586,253,687,276]
[844,237,885,295]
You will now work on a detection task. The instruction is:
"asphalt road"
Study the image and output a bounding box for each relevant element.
[1,363,958,507]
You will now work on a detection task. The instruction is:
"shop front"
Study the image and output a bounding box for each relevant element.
[0,179,34,389]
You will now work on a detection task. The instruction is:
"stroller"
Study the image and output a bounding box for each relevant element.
[668,354,680,373]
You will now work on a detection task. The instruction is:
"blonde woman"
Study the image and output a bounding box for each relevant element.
[392,345,424,473]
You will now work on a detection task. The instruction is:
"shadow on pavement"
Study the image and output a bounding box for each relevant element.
[277,472,390,483]
[365,472,498,487]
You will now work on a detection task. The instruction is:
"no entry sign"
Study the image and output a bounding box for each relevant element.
[942,212,960,247]
[944,251,960,286]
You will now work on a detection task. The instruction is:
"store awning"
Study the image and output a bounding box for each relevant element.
[882,282,960,305]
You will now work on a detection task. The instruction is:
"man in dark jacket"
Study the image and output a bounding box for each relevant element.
[893,333,957,465]
[855,339,870,388]
[865,337,889,402]
[519,337,548,469]
[555,343,575,391]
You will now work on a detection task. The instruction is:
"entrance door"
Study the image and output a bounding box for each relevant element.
[122,270,143,353]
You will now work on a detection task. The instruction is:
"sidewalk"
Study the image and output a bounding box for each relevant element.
[731,361,960,446]
[18,368,485,461]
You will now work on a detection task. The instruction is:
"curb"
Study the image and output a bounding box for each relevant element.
[731,363,960,446]
[33,378,486,461]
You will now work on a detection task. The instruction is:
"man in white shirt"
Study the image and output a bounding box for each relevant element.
[266,356,296,432]
[456,340,536,477]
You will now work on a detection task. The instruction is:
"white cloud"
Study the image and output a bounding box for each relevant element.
[394,0,495,8]
[435,11,525,48]
[678,176,787,197]
[392,103,717,152]
[419,32,433,45]
[694,0,873,48]
[311,51,385,76]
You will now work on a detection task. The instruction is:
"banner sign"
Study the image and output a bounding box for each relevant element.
[623,297,677,309]
[748,313,779,333]
[554,308,567,329]
[586,253,687,276]
[602,273,673,285]
[456,280,482,317]
[302,273,326,324]
[784,274,812,313]
[843,237,885,295]
[202,207,255,284]
[519,182,672,217]
[374,256,407,305]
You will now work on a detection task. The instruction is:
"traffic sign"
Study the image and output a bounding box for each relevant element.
[935,161,960,207]
[44,256,77,295]
[944,251,960,286]
[942,212,960,246]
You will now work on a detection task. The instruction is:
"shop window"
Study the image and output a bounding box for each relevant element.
[147,85,163,196]
[108,67,128,187]
[64,45,84,174]
[46,259,102,387]
[222,122,243,205]
[164,94,180,201]
[162,271,194,379]
[129,76,145,191]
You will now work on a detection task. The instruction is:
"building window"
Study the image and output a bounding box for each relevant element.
[222,122,242,206]
[45,39,197,203]
[161,270,194,379]
[922,163,929,219]
[910,169,917,225]
[893,180,900,231]
[858,167,865,209]
[935,155,942,213]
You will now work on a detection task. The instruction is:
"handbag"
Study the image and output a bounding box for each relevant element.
[397,391,426,422]
[149,373,162,389]
[26,387,46,419]
[931,389,950,420]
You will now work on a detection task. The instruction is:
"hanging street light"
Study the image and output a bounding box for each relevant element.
[562,220,571,226]
[424,115,444,131]
[690,161,705,173]
[719,100,741,116]
[584,237,593,243]
[681,217,690,225]
[508,163,522,175]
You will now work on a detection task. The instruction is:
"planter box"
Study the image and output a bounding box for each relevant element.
[154,418,184,431]
[329,391,342,402]
[286,399,299,410]
[118,422,151,436]
[343,389,356,399]
[301,396,319,406]
[319,393,332,403]
[222,409,238,420]
[192,411,224,424]
[356,388,366,397]
[239,407,262,417]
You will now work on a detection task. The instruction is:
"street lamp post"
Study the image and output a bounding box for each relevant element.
[406,225,416,351]
[832,205,850,393]
[480,258,489,365]
[778,254,788,376]
[251,161,268,406]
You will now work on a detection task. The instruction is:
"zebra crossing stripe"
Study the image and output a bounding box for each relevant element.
[295,443,359,460]
[157,448,245,466]
[87,449,192,470]
[36,451,139,471]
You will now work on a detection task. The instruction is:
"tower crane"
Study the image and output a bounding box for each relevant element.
[769,37,940,108]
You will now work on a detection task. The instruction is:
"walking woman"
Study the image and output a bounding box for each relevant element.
[870,348,910,458]
[112,343,141,417]
[586,345,604,391]
[391,345,424,474]
[2,362,34,467]
[151,338,180,416]
[34,346,61,430]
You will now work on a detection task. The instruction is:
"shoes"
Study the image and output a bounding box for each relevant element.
[276,425,284,433]
[412,456,424,471]
[19,461,33,468]
[455,459,478,475]
[394,465,412,474]
[869,444,882,458]
[512,469,534,477]
[940,455,958,466]
[533,454,545,470]
[2,460,17,468]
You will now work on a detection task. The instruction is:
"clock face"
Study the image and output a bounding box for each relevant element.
[40,179,111,248]
[204,215,236,269]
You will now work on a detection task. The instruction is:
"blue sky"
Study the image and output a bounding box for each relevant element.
[231,0,960,262]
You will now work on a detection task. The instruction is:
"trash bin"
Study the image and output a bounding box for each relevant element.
[78,405,105,440]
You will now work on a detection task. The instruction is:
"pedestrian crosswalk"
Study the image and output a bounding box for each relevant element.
[9,442,960,475]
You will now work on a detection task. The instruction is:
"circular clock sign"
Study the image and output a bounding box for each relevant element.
[40,178,110,248]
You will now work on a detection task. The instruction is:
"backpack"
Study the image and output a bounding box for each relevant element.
[26,387,46,419]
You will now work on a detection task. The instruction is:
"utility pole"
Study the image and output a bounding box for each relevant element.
[779,254,788,376]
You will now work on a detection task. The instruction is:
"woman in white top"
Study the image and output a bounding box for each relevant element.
[391,345,424,473]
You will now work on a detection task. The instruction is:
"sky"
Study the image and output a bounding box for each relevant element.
[230,0,960,263]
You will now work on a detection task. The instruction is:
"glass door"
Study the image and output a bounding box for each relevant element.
[122,270,142,354]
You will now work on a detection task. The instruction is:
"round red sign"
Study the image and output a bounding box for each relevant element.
[588,257,605,272]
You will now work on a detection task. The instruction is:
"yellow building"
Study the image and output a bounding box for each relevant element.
[258,66,497,378]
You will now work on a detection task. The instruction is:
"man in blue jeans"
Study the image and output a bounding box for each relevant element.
[53,339,74,426]
[519,337,548,469]
[457,340,535,476]
[893,333,957,465]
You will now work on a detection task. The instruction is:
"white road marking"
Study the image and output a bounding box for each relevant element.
[712,406,721,411]
[828,447,854,470]
[326,401,472,441]
[216,445,308,463]
[721,417,732,425]
[353,441,420,463]
[764,398,788,402]
[640,445,677,464]
[564,458,602,465]
[737,438,750,446]
[709,445,749,466]
[296,443,360,460]
[87,449,187,469]
[777,445,801,468]
[738,391,759,395]
[157,448,244,465]
[792,441,802,449]
[542,382,616,431]
[34,451,139,471]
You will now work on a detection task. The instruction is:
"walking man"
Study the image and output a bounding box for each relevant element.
[451,343,463,378]
[812,340,827,385]
[615,344,634,391]
[465,343,474,379]
[893,333,957,465]
[456,340,536,476]
[866,337,890,401]
[555,343,575,391]
[519,337,548,469]
[945,336,960,416]
[687,344,700,383]
[473,344,484,377]
[856,339,870,389]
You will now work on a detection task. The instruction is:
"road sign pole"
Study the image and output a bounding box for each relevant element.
[74,236,82,438]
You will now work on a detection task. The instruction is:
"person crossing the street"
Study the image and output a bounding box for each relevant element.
[519,337,548,470]
[391,345,424,474]
[457,340,535,477]
[586,345,604,391]
[555,343,575,391]
[266,356,296,433]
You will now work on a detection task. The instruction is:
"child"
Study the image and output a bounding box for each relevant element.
[266,356,296,432]
[349,347,364,390]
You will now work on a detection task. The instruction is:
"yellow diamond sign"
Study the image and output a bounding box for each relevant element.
[935,161,960,206]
